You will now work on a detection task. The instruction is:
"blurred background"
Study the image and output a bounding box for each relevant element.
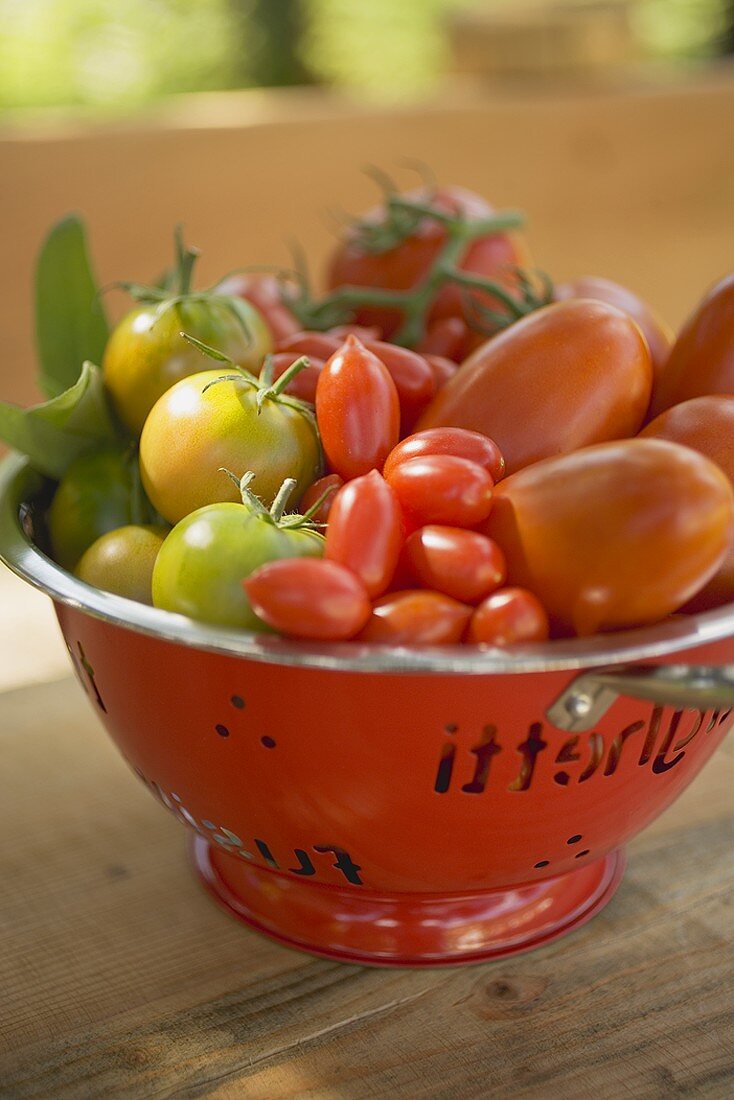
[2,0,734,691]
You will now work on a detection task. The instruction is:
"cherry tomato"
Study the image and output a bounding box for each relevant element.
[269,352,324,403]
[417,317,468,362]
[386,455,494,528]
[153,500,324,630]
[417,300,652,475]
[401,526,506,604]
[276,331,343,359]
[466,588,550,645]
[327,186,531,339]
[383,426,505,483]
[482,439,734,635]
[315,335,400,480]
[357,590,472,645]
[48,449,139,571]
[424,355,459,390]
[300,473,344,525]
[140,370,322,525]
[244,558,370,640]
[216,272,302,343]
[325,471,403,597]
[554,276,673,384]
[362,340,436,431]
[641,395,734,611]
[75,525,168,605]
[103,296,272,436]
[650,274,734,416]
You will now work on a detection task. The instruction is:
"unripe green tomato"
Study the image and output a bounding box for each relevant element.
[75,525,169,604]
[140,370,322,525]
[152,503,324,630]
[48,449,137,572]
[103,296,272,436]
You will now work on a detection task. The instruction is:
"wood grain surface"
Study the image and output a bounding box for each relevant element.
[0,675,732,1099]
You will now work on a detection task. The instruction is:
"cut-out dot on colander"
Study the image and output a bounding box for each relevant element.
[261,736,277,749]
[567,834,583,845]
[231,695,246,709]
[215,724,230,738]
[534,860,550,869]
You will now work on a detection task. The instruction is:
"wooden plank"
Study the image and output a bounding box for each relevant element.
[0,675,732,1098]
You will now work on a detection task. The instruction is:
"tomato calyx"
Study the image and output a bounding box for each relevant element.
[219,469,329,533]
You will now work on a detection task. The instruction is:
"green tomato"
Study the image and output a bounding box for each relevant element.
[48,449,138,572]
[152,502,324,630]
[140,369,322,525]
[75,525,169,605]
[103,296,272,436]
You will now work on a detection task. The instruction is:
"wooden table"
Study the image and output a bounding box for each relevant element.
[1,668,733,1098]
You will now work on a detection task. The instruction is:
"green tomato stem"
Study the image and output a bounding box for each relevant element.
[269,478,298,524]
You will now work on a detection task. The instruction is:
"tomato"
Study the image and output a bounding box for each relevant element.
[650,274,734,416]
[325,471,403,597]
[327,186,531,339]
[466,588,550,645]
[75,525,168,605]
[277,331,344,359]
[103,297,272,436]
[48,449,140,572]
[300,473,344,525]
[357,590,472,645]
[216,272,302,343]
[244,558,370,640]
[418,300,652,475]
[315,335,400,480]
[140,368,322,525]
[401,526,505,604]
[386,454,494,528]
[554,277,673,384]
[417,317,468,362]
[153,496,324,630]
[270,352,324,403]
[362,340,436,431]
[383,426,505,483]
[641,395,734,611]
[424,355,459,390]
[482,439,734,635]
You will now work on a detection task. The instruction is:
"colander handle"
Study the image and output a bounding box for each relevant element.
[546,664,734,732]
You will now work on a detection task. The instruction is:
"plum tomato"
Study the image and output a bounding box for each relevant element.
[315,335,400,480]
[356,590,472,645]
[466,588,550,645]
[383,426,505,483]
[361,340,436,431]
[650,273,734,416]
[417,299,652,475]
[482,438,734,635]
[140,368,322,525]
[325,470,403,597]
[417,317,468,362]
[244,558,371,640]
[216,272,302,343]
[75,524,168,605]
[103,296,272,436]
[400,526,506,604]
[424,354,459,390]
[270,352,324,403]
[300,473,344,525]
[386,454,494,528]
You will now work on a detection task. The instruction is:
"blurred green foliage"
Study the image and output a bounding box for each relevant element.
[0,0,731,111]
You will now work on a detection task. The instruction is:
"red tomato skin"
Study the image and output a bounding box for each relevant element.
[327,186,531,338]
[325,471,403,598]
[361,340,436,432]
[243,558,370,640]
[554,276,672,385]
[424,355,460,390]
[417,317,469,362]
[641,395,734,611]
[401,526,506,604]
[216,273,301,343]
[650,274,734,416]
[269,352,324,403]
[466,588,550,645]
[357,590,472,645]
[315,335,400,480]
[417,299,652,475]
[300,473,344,525]
[387,455,494,528]
[277,331,342,359]
[383,428,505,484]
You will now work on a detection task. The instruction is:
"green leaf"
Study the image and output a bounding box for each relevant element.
[35,215,110,398]
[0,362,120,480]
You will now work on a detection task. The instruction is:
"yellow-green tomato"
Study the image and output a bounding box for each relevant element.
[152,503,324,630]
[75,525,169,604]
[103,297,272,436]
[48,449,138,572]
[140,370,322,525]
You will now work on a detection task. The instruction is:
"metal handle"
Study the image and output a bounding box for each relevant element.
[546,664,734,732]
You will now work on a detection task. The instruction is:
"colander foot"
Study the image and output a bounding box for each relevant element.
[191,837,626,967]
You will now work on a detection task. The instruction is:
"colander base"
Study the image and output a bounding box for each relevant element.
[192,837,626,967]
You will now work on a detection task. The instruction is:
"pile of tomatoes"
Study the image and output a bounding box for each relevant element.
[43,177,734,646]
